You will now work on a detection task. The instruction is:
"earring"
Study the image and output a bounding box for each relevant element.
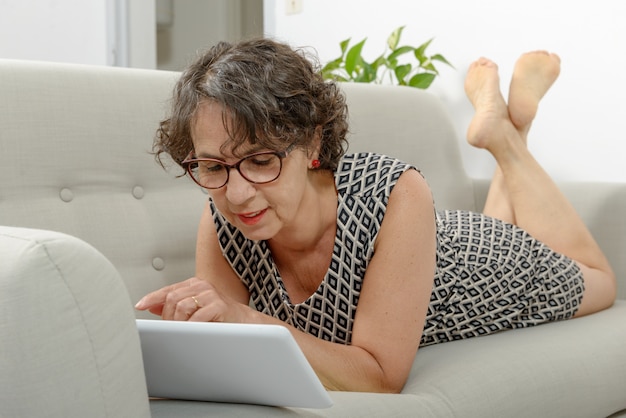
[311,159,321,169]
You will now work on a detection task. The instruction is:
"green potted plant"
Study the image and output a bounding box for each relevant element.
[321,26,453,89]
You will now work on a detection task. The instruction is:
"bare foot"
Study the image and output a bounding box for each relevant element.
[464,57,517,151]
[507,51,561,133]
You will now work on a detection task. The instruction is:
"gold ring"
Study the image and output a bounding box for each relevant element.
[191,296,201,309]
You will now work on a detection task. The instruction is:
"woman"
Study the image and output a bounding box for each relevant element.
[135,38,616,393]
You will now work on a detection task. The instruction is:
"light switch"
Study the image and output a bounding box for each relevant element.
[286,0,303,15]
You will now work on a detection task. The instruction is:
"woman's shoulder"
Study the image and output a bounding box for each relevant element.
[335,152,417,197]
[337,151,404,164]
[336,152,415,175]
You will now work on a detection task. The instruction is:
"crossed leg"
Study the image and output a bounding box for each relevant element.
[464,52,616,317]
[476,51,561,224]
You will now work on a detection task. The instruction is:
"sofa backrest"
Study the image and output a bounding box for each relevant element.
[342,83,476,211]
[0,59,475,311]
[0,60,203,311]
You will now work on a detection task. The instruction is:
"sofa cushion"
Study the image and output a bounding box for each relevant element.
[406,302,626,417]
[149,302,626,417]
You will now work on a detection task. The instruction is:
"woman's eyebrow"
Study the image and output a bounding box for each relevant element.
[194,145,267,160]
[194,151,222,159]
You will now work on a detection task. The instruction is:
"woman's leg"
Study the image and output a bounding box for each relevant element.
[476,51,561,223]
[464,55,616,316]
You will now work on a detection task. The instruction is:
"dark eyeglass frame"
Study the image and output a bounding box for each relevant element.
[182,143,297,190]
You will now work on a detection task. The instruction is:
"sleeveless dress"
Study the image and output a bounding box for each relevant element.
[209,153,584,347]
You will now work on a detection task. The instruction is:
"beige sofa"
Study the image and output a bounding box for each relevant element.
[1,59,625,418]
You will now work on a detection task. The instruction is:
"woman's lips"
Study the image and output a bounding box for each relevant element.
[237,209,267,226]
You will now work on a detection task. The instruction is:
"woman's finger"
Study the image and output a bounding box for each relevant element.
[160,278,215,320]
[135,277,200,311]
[172,295,202,321]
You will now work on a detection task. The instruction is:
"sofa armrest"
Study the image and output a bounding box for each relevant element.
[472,179,626,299]
[0,227,150,417]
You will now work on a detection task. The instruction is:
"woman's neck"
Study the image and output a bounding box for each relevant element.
[269,169,337,253]
[267,170,338,302]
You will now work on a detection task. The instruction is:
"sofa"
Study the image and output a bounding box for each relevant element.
[1,58,625,418]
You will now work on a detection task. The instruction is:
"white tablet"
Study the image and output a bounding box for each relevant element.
[136,319,333,408]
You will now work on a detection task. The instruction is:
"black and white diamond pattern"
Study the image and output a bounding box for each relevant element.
[209,153,409,344]
[209,153,585,348]
[420,210,584,346]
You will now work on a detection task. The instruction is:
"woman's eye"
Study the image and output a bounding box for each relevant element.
[250,155,275,166]
[199,162,224,173]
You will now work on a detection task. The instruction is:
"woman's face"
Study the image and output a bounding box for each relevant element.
[191,101,315,241]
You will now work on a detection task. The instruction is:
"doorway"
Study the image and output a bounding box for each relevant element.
[156,0,263,71]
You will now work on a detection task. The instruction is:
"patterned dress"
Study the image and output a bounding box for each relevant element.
[210,153,584,347]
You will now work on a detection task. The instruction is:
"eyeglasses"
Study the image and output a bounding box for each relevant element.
[182,143,296,190]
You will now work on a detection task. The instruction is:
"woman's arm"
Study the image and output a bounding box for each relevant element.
[135,201,250,319]
[136,169,436,392]
[194,201,251,304]
[293,169,436,392]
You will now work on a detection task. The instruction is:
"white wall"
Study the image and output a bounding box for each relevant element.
[0,0,110,65]
[0,0,155,68]
[264,0,626,182]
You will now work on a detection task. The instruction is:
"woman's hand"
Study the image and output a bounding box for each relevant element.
[135,277,251,322]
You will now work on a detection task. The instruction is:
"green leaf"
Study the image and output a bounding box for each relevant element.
[345,38,367,76]
[394,64,412,83]
[370,55,386,72]
[339,38,351,56]
[414,38,434,63]
[321,59,341,71]
[387,45,415,62]
[422,62,438,73]
[358,61,377,83]
[409,72,436,89]
[387,26,405,50]
[320,65,338,80]
[328,74,349,82]
[431,53,454,68]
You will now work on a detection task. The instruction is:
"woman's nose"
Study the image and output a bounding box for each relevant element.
[224,168,256,205]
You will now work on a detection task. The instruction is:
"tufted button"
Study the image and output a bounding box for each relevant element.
[132,186,145,199]
[152,257,165,271]
[59,188,74,202]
